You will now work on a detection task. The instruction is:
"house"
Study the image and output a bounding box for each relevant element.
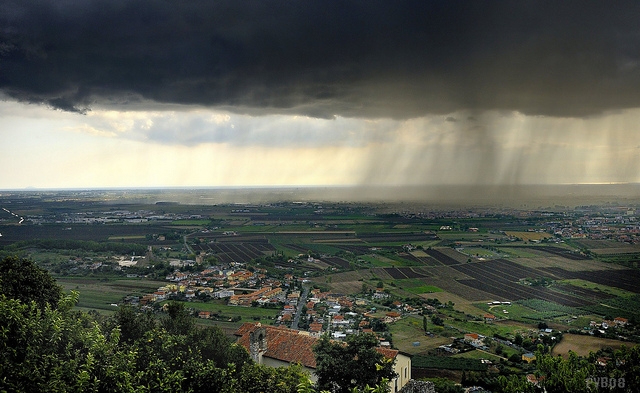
[526,374,544,387]
[385,312,402,323]
[152,291,166,301]
[464,333,484,347]
[483,313,496,323]
[614,317,628,326]
[213,289,234,299]
[522,353,536,363]
[309,322,323,337]
[234,322,412,392]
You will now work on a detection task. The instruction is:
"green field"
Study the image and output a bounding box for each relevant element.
[473,299,594,323]
[493,246,540,258]
[107,235,147,240]
[171,219,212,226]
[58,278,166,311]
[453,349,504,362]
[412,354,487,371]
[404,285,443,294]
[442,316,522,338]
[163,300,282,325]
[58,274,282,324]
[457,247,498,259]
[395,278,443,294]
[388,315,451,354]
[561,279,634,298]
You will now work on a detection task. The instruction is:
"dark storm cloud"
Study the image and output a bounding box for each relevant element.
[1,0,639,118]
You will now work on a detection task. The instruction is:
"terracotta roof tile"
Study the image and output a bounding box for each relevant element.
[376,347,399,359]
[234,323,397,370]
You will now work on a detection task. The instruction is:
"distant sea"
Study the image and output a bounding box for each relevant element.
[11,184,640,209]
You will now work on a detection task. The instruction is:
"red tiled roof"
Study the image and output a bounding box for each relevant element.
[234,323,318,368]
[234,323,399,370]
[376,347,399,359]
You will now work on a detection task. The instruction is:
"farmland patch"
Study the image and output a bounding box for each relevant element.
[504,231,552,241]
[551,333,631,358]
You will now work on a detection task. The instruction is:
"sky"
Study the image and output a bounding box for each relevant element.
[1,1,640,190]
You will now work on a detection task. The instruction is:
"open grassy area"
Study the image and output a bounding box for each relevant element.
[453,349,504,362]
[561,279,634,298]
[186,301,280,317]
[504,231,551,241]
[457,247,499,259]
[388,314,451,354]
[443,316,521,338]
[365,254,397,267]
[494,246,540,258]
[404,285,443,295]
[58,277,166,311]
[474,302,541,322]
[551,333,631,358]
[107,235,147,240]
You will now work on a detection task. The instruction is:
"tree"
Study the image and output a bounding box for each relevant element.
[0,256,63,309]
[514,333,524,346]
[0,292,137,392]
[431,315,444,326]
[536,348,598,392]
[497,374,537,393]
[425,377,464,393]
[508,353,522,364]
[238,363,309,393]
[162,301,196,335]
[422,315,428,333]
[189,325,251,371]
[313,333,397,393]
[108,304,157,344]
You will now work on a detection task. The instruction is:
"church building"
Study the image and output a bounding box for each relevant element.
[234,322,412,392]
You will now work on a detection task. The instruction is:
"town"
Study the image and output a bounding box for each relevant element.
[2,189,640,392]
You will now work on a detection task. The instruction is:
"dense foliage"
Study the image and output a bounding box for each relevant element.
[0,255,63,309]
[313,333,396,393]
[412,355,487,371]
[495,345,640,393]
[4,239,147,256]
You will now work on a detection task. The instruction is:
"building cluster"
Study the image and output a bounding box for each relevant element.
[23,208,205,225]
[127,261,435,347]
[544,209,640,243]
[586,316,629,335]
[126,262,282,306]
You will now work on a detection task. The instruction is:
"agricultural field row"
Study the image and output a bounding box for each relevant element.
[451,259,591,307]
[193,242,276,264]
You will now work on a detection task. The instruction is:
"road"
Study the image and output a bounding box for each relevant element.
[290,284,310,330]
[183,234,194,255]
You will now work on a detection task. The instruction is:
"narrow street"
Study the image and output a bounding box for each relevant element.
[290,284,310,330]
[183,234,194,255]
